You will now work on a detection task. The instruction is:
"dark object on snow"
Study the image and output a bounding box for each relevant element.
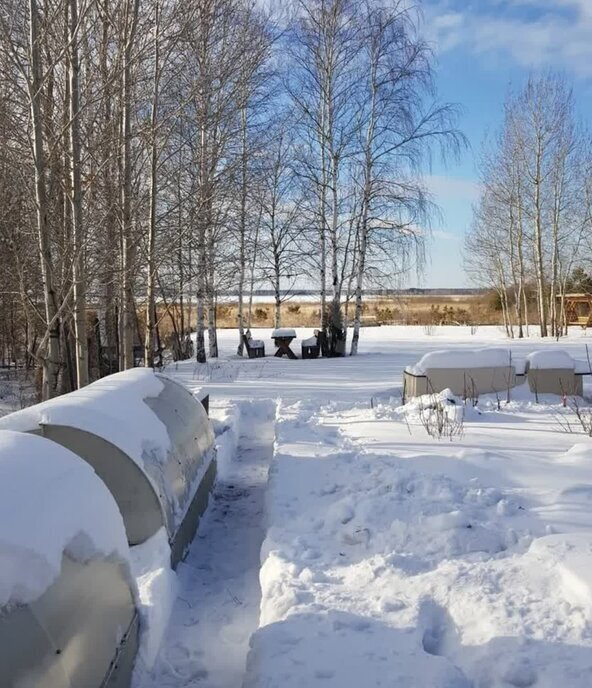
[271,328,298,359]
[242,330,265,358]
[302,330,321,359]
[321,301,347,357]
[320,325,346,357]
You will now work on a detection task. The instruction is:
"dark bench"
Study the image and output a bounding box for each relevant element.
[301,330,321,359]
[243,330,265,358]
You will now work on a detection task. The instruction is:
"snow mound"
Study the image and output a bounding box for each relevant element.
[0,430,130,608]
[131,527,178,670]
[406,348,512,375]
[0,368,169,469]
[248,400,592,688]
[529,533,592,607]
[526,349,575,370]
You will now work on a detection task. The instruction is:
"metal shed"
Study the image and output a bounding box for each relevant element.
[0,430,138,688]
[0,369,216,566]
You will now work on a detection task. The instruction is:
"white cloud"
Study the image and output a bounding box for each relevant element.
[423,175,481,202]
[432,228,459,241]
[425,0,592,78]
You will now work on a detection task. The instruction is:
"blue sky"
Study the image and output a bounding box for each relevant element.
[414,0,592,289]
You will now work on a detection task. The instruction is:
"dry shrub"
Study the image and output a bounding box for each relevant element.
[217,304,232,319]
[254,307,269,322]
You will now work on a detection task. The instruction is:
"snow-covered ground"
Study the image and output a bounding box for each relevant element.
[138,326,592,686]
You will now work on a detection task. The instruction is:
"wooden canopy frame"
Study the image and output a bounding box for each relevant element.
[560,293,592,329]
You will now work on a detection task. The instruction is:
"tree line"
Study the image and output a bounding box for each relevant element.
[465,73,592,338]
[0,0,461,399]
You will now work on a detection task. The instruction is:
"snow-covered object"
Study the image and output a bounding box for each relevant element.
[0,368,168,469]
[271,328,297,338]
[406,347,512,375]
[302,336,318,346]
[243,399,592,688]
[250,339,265,348]
[131,527,178,670]
[575,359,592,374]
[0,430,130,608]
[0,369,216,558]
[526,349,576,370]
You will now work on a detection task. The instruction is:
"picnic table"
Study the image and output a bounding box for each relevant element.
[271,328,297,359]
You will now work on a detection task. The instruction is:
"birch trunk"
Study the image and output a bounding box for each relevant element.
[273,246,281,329]
[121,0,140,369]
[206,223,218,358]
[195,126,207,364]
[515,181,526,338]
[247,206,261,329]
[533,140,548,337]
[195,239,206,362]
[351,53,377,356]
[145,0,160,368]
[237,107,248,355]
[29,0,60,399]
[319,101,327,329]
[207,285,218,358]
[68,0,88,387]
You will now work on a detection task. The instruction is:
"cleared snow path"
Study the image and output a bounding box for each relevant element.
[133,400,276,688]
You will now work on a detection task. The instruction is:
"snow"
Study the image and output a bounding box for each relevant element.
[133,400,276,688]
[526,349,576,370]
[406,347,513,375]
[271,328,297,338]
[245,395,592,687]
[0,368,170,470]
[8,325,588,687]
[0,429,130,608]
[146,326,592,687]
[302,335,319,346]
[130,527,178,671]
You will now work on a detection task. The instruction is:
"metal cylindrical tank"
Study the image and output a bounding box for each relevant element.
[0,430,138,688]
[0,369,216,564]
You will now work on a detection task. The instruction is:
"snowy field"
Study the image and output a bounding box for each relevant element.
[136,326,592,686]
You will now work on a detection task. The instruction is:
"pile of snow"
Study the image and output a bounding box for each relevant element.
[245,400,592,688]
[526,349,576,370]
[130,527,178,670]
[210,402,242,480]
[0,430,130,608]
[0,368,170,470]
[406,347,512,375]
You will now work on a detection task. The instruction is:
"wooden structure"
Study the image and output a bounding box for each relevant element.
[243,330,265,358]
[561,294,592,329]
[271,328,297,359]
[302,331,320,359]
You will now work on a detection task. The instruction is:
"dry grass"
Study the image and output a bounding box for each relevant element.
[152,294,503,333]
